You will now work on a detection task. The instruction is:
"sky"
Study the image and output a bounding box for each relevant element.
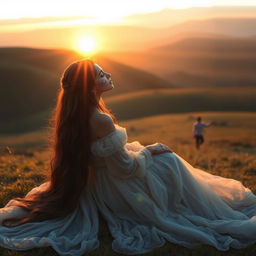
[1,0,255,53]
[1,0,256,19]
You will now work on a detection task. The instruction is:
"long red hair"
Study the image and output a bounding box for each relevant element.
[3,59,116,226]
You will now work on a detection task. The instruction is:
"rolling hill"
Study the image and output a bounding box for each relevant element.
[155,37,256,53]
[1,111,256,152]
[106,34,256,87]
[1,45,256,135]
[105,88,256,120]
[1,85,256,134]
[0,47,172,134]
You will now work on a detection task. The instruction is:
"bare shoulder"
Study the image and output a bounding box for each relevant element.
[90,111,115,140]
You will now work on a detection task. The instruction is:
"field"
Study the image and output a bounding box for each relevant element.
[1,45,256,135]
[106,88,256,120]
[0,112,256,255]
[1,86,256,135]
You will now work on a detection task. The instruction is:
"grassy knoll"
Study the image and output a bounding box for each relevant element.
[0,112,256,255]
[106,88,256,120]
[0,47,171,134]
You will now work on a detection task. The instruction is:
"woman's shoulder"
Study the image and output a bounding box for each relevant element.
[90,110,116,140]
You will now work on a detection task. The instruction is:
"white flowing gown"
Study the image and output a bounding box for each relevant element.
[1,124,256,256]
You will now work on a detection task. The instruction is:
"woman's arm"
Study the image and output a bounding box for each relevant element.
[145,143,172,155]
[91,117,172,179]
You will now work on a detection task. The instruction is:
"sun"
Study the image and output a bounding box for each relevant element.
[77,36,97,54]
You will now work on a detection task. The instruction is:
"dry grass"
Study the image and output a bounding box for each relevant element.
[0,112,256,255]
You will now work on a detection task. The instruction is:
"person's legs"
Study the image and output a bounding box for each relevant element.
[200,136,204,146]
[195,135,200,149]
[195,135,204,149]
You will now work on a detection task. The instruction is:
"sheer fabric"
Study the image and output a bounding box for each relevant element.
[0,182,99,255]
[90,125,256,254]
[1,124,256,255]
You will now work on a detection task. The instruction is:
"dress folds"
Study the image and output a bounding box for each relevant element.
[1,124,256,255]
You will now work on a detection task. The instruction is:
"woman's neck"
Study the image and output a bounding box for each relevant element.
[95,91,102,104]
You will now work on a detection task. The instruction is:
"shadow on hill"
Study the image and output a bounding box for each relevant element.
[0,47,172,134]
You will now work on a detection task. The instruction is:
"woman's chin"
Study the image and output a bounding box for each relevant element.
[108,84,114,90]
[102,86,114,93]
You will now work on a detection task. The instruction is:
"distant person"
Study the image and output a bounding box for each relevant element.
[1,59,256,255]
[193,116,212,149]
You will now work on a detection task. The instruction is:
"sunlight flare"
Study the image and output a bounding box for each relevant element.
[77,36,97,54]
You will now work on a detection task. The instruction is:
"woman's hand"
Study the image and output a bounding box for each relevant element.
[146,143,173,155]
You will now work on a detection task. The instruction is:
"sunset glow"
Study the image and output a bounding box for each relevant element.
[1,0,256,20]
[1,0,255,52]
[77,36,97,54]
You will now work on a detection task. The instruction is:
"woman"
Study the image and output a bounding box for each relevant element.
[1,59,256,255]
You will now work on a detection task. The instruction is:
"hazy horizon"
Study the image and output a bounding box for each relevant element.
[1,5,256,53]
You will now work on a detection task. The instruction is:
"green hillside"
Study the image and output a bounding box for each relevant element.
[0,112,256,256]
[0,47,171,134]
[1,87,256,135]
[95,56,172,94]
[1,47,256,135]
[0,112,256,255]
[1,111,256,153]
[106,88,256,120]
[0,62,58,121]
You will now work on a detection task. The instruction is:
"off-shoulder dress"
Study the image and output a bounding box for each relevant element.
[1,124,256,255]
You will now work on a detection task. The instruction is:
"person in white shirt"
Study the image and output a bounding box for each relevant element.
[193,116,213,149]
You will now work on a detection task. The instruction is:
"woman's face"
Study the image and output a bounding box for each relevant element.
[94,63,114,93]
